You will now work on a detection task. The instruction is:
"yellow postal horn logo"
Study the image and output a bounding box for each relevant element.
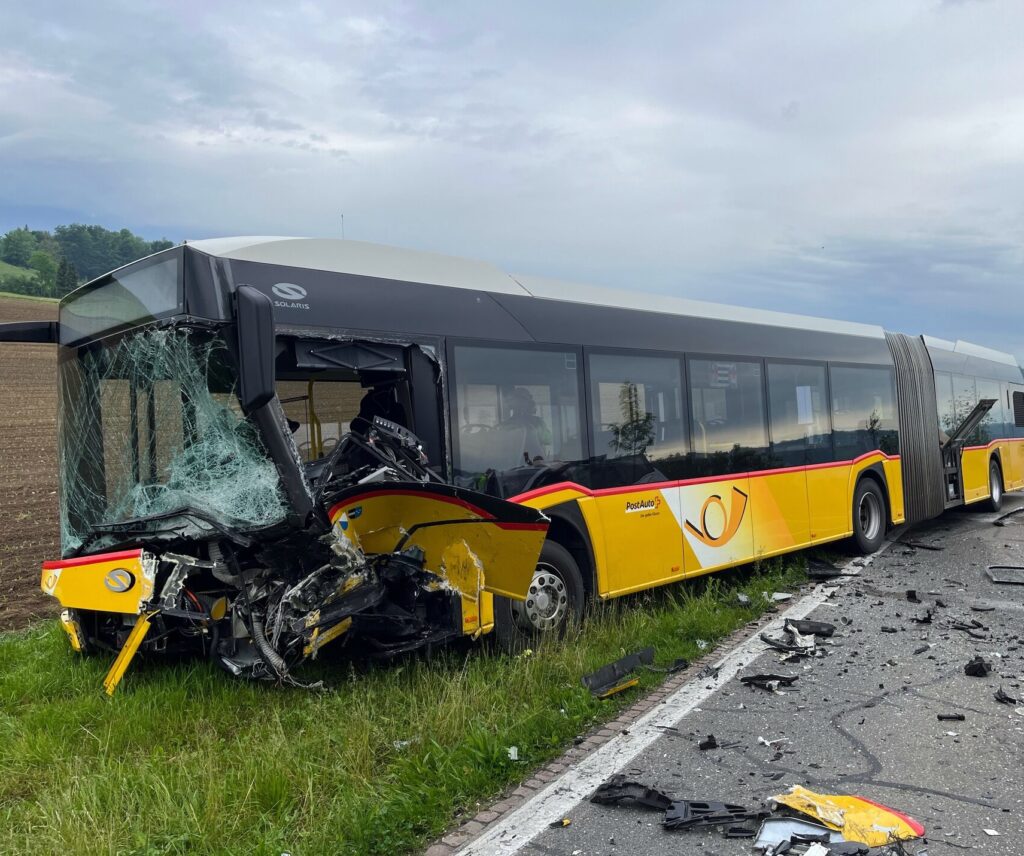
[684,486,748,547]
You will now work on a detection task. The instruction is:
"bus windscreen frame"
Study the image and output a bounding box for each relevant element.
[60,251,183,346]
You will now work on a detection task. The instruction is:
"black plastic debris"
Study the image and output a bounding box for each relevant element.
[994,687,1018,705]
[986,565,1024,585]
[696,664,720,681]
[881,626,898,633]
[740,673,798,691]
[906,590,921,603]
[698,734,718,751]
[807,558,844,580]
[786,619,836,637]
[582,648,654,698]
[951,620,988,640]
[723,824,757,838]
[548,817,571,829]
[589,774,673,811]
[937,713,965,721]
[910,608,933,625]
[760,631,812,656]
[964,656,992,677]
[905,540,944,551]
[647,656,689,675]
[913,644,931,655]
[662,799,767,830]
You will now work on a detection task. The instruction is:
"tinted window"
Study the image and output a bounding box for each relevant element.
[1014,389,1024,434]
[831,366,898,457]
[976,378,1003,444]
[688,358,767,475]
[767,362,831,465]
[952,374,978,444]
[935,371,955,437]
[452,345,583,495]
[586,352,687,486]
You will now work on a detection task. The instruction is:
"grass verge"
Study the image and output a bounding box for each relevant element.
[0,557,806,855]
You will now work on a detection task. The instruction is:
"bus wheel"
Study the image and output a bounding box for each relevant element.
[985,460,1004,513]
[852,478,886,555]
[494,541,584,651]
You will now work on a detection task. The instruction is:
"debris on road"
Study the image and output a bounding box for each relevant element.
[741,673,799,692]
[806,558,846,580]
[994,686,1018,705]
[506,746,519,761]
[753,817,842,850]
[904,540,944,551]
[906,589,921,603]
[937,713,965,721]
[589,774,673,811]
[548,817,571,829]
[986,565,1024,585]
[758,736,791,749]
[787,619,837,637]
[964,655,992,677]
[769,786,925,847]
[662,799,767,831]
[771,592,794,602]
[581,648,654,698]
[698,734,719,750]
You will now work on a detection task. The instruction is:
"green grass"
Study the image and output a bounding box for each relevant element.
[0,289,58,303]
[0,558,806,855]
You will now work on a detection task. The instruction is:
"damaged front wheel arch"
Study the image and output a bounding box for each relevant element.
[493,541,584,652]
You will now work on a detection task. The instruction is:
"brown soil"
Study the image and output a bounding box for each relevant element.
[0,294,59,631]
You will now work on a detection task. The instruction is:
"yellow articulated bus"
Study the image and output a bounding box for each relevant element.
[3,237,1022,688]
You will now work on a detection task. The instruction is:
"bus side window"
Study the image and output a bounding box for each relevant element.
[687,357,768,475]
[830,366,898,458]
[934,371,955,438]
[451,344,583,493]
[766,362,831,466]
[586,352,687,486]
[976,378,1002,444]
[952,374,978,444]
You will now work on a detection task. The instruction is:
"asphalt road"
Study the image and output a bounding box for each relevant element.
[475,495,1024,855]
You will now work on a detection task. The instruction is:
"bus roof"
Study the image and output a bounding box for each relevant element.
[185,236,884,339]
[183,236,1019,376]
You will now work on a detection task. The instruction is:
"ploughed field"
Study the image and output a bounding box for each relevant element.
[0,293,59,631]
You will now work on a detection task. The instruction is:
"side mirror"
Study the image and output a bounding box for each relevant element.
[235,285,276,413]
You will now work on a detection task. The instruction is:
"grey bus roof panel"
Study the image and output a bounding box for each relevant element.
[186,237,531,297]
[512,273,886,339]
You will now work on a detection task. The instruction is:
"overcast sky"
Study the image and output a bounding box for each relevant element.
[2,1,1022,361]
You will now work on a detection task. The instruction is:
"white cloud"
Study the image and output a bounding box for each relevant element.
[1,0,1022,362]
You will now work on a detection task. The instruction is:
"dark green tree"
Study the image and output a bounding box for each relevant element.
[28,250,57,295]
[1,227,36,267]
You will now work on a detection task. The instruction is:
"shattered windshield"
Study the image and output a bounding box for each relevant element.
[58,327,288,553]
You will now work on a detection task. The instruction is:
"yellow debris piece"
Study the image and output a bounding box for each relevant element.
[770,785,924,847]
[102,612,156,696]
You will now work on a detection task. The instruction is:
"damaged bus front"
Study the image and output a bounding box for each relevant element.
[3,247,547,693]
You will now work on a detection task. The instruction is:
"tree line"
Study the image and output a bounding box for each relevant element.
[0,224,174,299]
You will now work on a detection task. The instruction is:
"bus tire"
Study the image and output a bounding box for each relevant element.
[851,478,886,555]
[985,459,1004,513]
[493,541,584,652]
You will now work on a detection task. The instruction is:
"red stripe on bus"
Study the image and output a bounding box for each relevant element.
[962,437,1024,452]
[329,490,496,521]
[508,450,900,504]
[42,548,143,570]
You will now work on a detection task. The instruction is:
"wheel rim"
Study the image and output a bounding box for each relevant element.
[859,492,882,542]
[512,562,569,633]
[991,467,1002,503]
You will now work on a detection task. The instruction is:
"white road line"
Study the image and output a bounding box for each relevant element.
[458,547,892,856]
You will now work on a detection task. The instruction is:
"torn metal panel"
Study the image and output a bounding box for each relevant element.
[769,786,925,847]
